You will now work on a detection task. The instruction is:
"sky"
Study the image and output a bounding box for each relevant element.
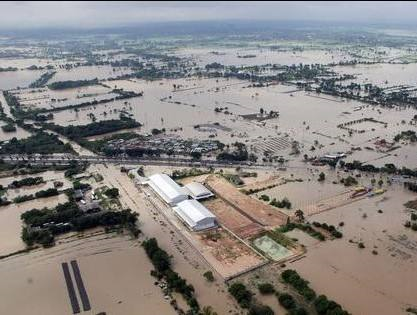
[1,1,417,30]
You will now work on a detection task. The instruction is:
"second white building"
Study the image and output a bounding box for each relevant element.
[173,199,217,231]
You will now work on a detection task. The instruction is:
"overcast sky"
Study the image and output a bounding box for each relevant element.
[1,1,417,29]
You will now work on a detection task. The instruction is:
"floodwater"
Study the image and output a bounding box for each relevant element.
[48,65,133,83]
[44,76,417,168]
[0,193,68,256]
[0,69,44,90]
[174,47,352,66]
[334,63,417,86]
[0,170,73,199]
[0,170,71,256]
[16,84,115,111]
[0,233,178,315]
[0,120,31,141]
[289,185,417,315]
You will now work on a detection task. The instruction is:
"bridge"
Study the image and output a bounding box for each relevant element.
[0,154,284,170]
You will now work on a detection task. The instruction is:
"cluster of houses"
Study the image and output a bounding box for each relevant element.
[107,135,220,156]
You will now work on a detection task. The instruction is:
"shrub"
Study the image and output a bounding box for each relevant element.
[248,304,274,315]
[281,269,316,301]
[259,195,270,202]
[278,293,296,310]
[289,308,308,315]
[314,295,349,315]
[104,187,119,198]
[228,282,252,308]
[203,271,214,282]
[257,283,275,294]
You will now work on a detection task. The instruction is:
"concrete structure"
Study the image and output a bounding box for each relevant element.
[74,189,84,201]
[128,168,148,184]
[173,199,217,231]
[79,200,101,213]
[148,173,188,205]
[184,182,214,200]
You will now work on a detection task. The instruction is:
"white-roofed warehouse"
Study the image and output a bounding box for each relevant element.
[174,199,217,231]
[148,173,188,205]
[184,182,214,200]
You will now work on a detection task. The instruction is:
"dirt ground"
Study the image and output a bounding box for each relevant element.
[203,198,264,239]
[196,228,267,280]
[205,175,289,227]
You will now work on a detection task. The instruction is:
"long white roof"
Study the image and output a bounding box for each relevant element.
[184,182,214,199]
[148,173,187,202]
[175,199,216,226]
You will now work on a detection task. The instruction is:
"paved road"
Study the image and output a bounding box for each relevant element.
[0,154,284,170]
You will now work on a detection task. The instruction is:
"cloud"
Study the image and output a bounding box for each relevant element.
[0,1,416,29]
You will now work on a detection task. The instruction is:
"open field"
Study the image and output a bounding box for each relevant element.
[203,198,264,239]
[205,175,289,227]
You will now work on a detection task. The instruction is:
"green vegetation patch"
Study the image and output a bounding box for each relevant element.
[277,222,326,241]
[0,132,74,155]
[8,176,44,188]
[48,78,99,90]
[43,117,141,140]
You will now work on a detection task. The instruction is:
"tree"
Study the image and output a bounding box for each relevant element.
[318,172,325,182]
[278,293,296,310]
[257,283,275,294]
[203,271,214,282]
[228,282,252,308]
[104,187,119,198]
[291,308,308,315]
[191,151,202,160]
[249,304,274,315]
[201,306,218,315]
[295,209,305,222]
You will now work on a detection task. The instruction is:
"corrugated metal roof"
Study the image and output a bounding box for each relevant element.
[184,182,214,199]
[148,173,187,203]
[175,199,216,226]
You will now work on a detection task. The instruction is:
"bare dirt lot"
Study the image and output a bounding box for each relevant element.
[196,228,267,280]
[203,198,264,239]
[205,175,288,227]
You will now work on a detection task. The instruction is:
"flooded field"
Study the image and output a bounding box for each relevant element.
[34,75,417,168]
[48,65,133,83]
[0,69,44,90]
[15,84,115,111]
[290,186,417,315]
[0,233,177,315]
[174,46,353,66]
[0,194,68,256]
[334,63,417,86]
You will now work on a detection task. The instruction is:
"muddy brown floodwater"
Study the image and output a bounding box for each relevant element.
[289,185,417,315]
